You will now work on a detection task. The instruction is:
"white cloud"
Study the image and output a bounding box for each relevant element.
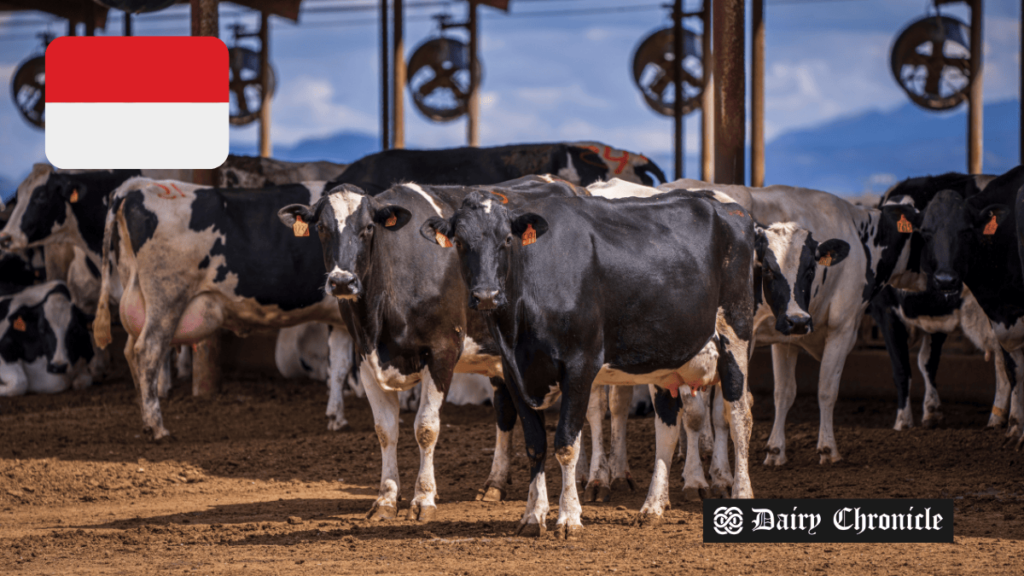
[515,84,610,110]
[269,75,378,146]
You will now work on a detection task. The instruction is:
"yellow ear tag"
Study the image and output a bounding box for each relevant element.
[292,215,309,237]
[69,189,79,203]
[819,254,832,267]
[983,214,998,236]
[12,317,26,332]
[522,224,537,246]
[435,230,452,248]
[896,214,913,234]
[385,214,397,227]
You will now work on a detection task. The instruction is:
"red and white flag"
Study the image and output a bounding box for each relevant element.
[45,36,229,169]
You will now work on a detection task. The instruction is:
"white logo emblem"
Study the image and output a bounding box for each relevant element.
[713,506,744,535]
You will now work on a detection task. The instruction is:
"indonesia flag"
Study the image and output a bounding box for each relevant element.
[45,36,229,169]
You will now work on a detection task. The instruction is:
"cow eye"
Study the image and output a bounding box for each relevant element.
[504,234,513,246]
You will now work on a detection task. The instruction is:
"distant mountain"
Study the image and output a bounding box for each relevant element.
[230,131,380,164]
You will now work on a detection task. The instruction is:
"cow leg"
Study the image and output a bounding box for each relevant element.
[717,327,753,498]
[1005,349,1024,439]
[871,295,914,431]
[709,387,734,497]
[157,352,173,399]
[325,327,353,431]
[987,349,1011,428]
[515,406,549,537]
[674,393,712,464]
[608,384,636,493]
[479,377,517,502]
[583,385,610,503]
[553,378,591,540]
[815,327,859,465]
[0,362,29,396]
[919,332,946,428]
[175,345,192,381]
[635,385,679,526]
[360,365,402,522]
[764,343,798,466]
[131,328,173,440]
[408,371,445,522]
[680,387,710,500]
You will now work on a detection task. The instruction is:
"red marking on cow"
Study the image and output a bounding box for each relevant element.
[602,147,630,174]
[729,210,744,217]
[983,215,998,236]
[522,224,537,246]
[491,191,509,204]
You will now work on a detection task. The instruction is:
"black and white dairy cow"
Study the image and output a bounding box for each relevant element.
[1,281,95,395]
[277,178,588,521]
[422,190,756,537]
[92,178,353,439]
[871,172,1021,431]
[582,179,849,498]
[327,142,666,195]
[904,167,1024,448]
[217,155,349,189]
[661,179,919,465]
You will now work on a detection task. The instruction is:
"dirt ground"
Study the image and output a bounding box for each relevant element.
[2,363,1023,576]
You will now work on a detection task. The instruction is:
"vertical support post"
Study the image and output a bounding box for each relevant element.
[68,19,77,36]
[713,0,745,185]
[751,0,765,187]
[380,0,390,151]
[393,0,406,149]
[700,0,713,183]
[259,11,272,158]
[190,0,220,397]
[1021,0,1023,165]
[967,0,983,174]
[123,11,132,36]
[672,0,684,180]
[467,0,480,147]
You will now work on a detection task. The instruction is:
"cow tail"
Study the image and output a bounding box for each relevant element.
[93,198,121,350]
[486,322,544,410]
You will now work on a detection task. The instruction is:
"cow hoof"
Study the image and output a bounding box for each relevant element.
[476,485,506,502]
[407,502,436,522]
[554,523,583,540]
[583,481,601,502]
[985,415,1006,429]
[610,475,637,492]
[681,486,707,501]
[145,426,171,442]
[1005,423,1021,439]
[763,450,787,467]
[516,521,546,538]
[922,414,942,429]
[597,485,611,502]
[631,511,664,528]
[326,417,350,432]
[366,502,397,522]
[710,483,730,499]
[817,450,842,465]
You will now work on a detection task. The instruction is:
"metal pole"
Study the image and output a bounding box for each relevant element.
[673,0,684,180]
[190,0,220,397]
[380,0,390,151]
[968,0,983,174]
[68,19,77,36]
[714,0,745,185]
[467,0,480,147]
[751,0,765,187]
[1019,0,1022,165]
[259,11,272,158]
[393,0,406,149]
[700,0,713,183]
[123,11,131,36]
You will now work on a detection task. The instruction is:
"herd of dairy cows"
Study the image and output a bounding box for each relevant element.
[1,140,1023,538]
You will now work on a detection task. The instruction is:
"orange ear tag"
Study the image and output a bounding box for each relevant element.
[983,215,998,236]
[385,214,397,227]
[292,215,310,237]
[522,224,537,246]
[435,230,452,248]
[69,189,79,203]
[12,317,26,332]
[896,214,913,234]
[819,254,832,267]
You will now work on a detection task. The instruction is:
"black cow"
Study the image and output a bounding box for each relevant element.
[422,190,756,537]
[906,166,1024,446]
[1,281,95,395]
[327,142,666,195]
[277,178,588,522]
[872,172,1018,430]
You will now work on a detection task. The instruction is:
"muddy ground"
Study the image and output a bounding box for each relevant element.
[1,364,1023,575]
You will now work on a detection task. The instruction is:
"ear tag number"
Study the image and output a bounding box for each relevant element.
[69,189,79,203]
[12,317,26,332]
[819,254,832,267]
[293,215,310,237]
[522,224,537,246]
[435,230,452,248]
[385,214,397,227]
[983,215,998,236]
[896,214,913,234]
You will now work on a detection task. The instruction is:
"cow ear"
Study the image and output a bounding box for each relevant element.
[815,239,850,267]
[881,203,921,234]
[974,204,1010,236]
[278,204,315,228]
[420,216,454,248]
[753,225,768,264]
[49,177,84,203]
[511,213,549,246]
[373,206,412,231]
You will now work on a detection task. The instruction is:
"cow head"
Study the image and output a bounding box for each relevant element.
[754,222,849,335]
[278,185,411,301]
[0,164,56,250]
[0,283,92,374]
[917,189,1010,296]
[421,191,547,311]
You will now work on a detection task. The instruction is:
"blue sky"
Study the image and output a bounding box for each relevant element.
[0,0,1020,187]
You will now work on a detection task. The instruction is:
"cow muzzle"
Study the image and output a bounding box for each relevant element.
[0,233,12,250]
[47,361,69,374]
[327,270,361,299]
[933,271,961,294]
[470,289,503,311]
[777,313,813,336]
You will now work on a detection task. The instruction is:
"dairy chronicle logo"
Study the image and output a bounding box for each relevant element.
[713,506,744,535]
